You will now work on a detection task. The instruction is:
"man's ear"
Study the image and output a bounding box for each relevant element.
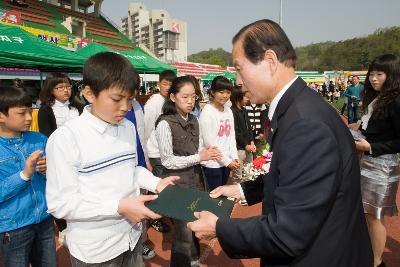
[264,49,279,73]
[82,86,95,104]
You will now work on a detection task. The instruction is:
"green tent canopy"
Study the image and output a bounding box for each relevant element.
[202,71,236,81]
[75,43,176,74]
[0,23,85,72]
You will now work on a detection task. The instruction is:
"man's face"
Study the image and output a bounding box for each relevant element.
[0,106,32,137]
[85,86,133,125]
[232,40,276,104]
[352,77,359,85]
[159,79,172,97]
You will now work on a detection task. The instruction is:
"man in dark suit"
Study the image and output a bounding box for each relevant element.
[187,19,373,267]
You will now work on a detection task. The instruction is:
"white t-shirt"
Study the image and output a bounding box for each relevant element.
[199,104,238,168]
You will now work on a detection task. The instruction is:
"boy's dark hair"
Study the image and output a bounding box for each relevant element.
[0,86,32,115]
[162,76,196,116]
[83,52,140,97]
[159,70,176,82]
[230,85,245,108]
[39,72,80,110]
[232,19,296,68]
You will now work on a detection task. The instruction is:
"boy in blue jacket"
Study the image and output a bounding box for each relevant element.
[0,86,56,267]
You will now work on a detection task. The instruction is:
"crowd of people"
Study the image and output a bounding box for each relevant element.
[0,18,399,267]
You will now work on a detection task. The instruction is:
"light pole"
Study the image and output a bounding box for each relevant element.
[279,0,283,26]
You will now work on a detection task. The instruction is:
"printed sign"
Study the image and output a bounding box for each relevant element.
[0,9,21,25]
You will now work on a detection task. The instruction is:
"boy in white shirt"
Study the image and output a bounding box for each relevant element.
[45,52,178,266]
[144,70,176,233]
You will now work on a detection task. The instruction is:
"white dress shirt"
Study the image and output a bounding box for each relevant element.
[51,99,79,128]
[46,106,160,263]
[239,76,298,200]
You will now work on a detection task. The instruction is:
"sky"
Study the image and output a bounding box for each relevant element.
[102,0,400,55]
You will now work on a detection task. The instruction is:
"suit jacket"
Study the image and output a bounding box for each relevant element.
[361,95,400,157]
[216,78,373,267]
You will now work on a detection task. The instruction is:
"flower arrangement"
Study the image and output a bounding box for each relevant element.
[242,142,273,181]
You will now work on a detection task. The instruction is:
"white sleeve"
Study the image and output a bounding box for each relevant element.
[136,166,161,192]
[144,97,162,142]
[45,129,120,221]
[156,120,200,169]
[229,112,239,160]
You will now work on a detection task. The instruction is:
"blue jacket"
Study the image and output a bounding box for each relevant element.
[0,131,50,233]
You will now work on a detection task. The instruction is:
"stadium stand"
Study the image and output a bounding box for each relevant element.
[0,0,134,50]
[170,61,229,78]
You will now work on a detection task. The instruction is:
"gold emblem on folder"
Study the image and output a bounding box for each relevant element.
[187,198,201,212]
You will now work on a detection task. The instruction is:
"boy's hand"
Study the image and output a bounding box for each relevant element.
[156,176,180,193]
[118,195,161,223]
[36,156,46,175]
[23,150,43,179]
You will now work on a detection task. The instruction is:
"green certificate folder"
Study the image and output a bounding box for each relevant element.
[146,185,235,222]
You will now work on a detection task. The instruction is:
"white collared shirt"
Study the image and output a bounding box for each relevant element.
[239,76,298,200]
[268,76,298,120]
[51,99,79,128]
[46,106,160,263]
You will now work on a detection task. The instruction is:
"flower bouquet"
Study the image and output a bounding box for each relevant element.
[242,142,273,181]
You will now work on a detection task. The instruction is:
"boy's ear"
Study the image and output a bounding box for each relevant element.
[170,93,176,103]
[82,86,95,104]
[0,111,7,123]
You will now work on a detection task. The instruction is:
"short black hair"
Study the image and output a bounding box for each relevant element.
[232,19,296,68]
[159,70,176,82]
[0,86,32,115]
[210,76,233,93]
[83,52,140,97]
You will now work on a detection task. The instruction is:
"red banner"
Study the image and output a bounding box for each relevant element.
[0,9,21,25]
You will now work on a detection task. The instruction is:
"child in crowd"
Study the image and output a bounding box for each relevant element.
[188,75,202,118]
[45,52,178,266]
[38,73,82,137]
[230,85,256,183]
[199,76,239,191]
[0,86,56,267]
[155,76,221,266]
[38,72,82,242]
[125,91,155,260]
[144,69,176,233]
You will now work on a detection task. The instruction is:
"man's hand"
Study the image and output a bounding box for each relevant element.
[156,176,180,193]
[23,150,43,178]
[36,155,46,175]
[187,211,218,240]
[209,184,241,200]
[118,195,161,223]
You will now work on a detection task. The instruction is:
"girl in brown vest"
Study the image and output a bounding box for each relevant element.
[155,76,221,267]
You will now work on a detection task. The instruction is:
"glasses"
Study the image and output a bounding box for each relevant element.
[180,95,199,102]
[54,85,72,91]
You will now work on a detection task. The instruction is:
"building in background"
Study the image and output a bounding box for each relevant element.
[121,2,187,62]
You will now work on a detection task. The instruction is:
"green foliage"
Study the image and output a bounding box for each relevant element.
[188,48,232,67]
[296,27,400,70]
